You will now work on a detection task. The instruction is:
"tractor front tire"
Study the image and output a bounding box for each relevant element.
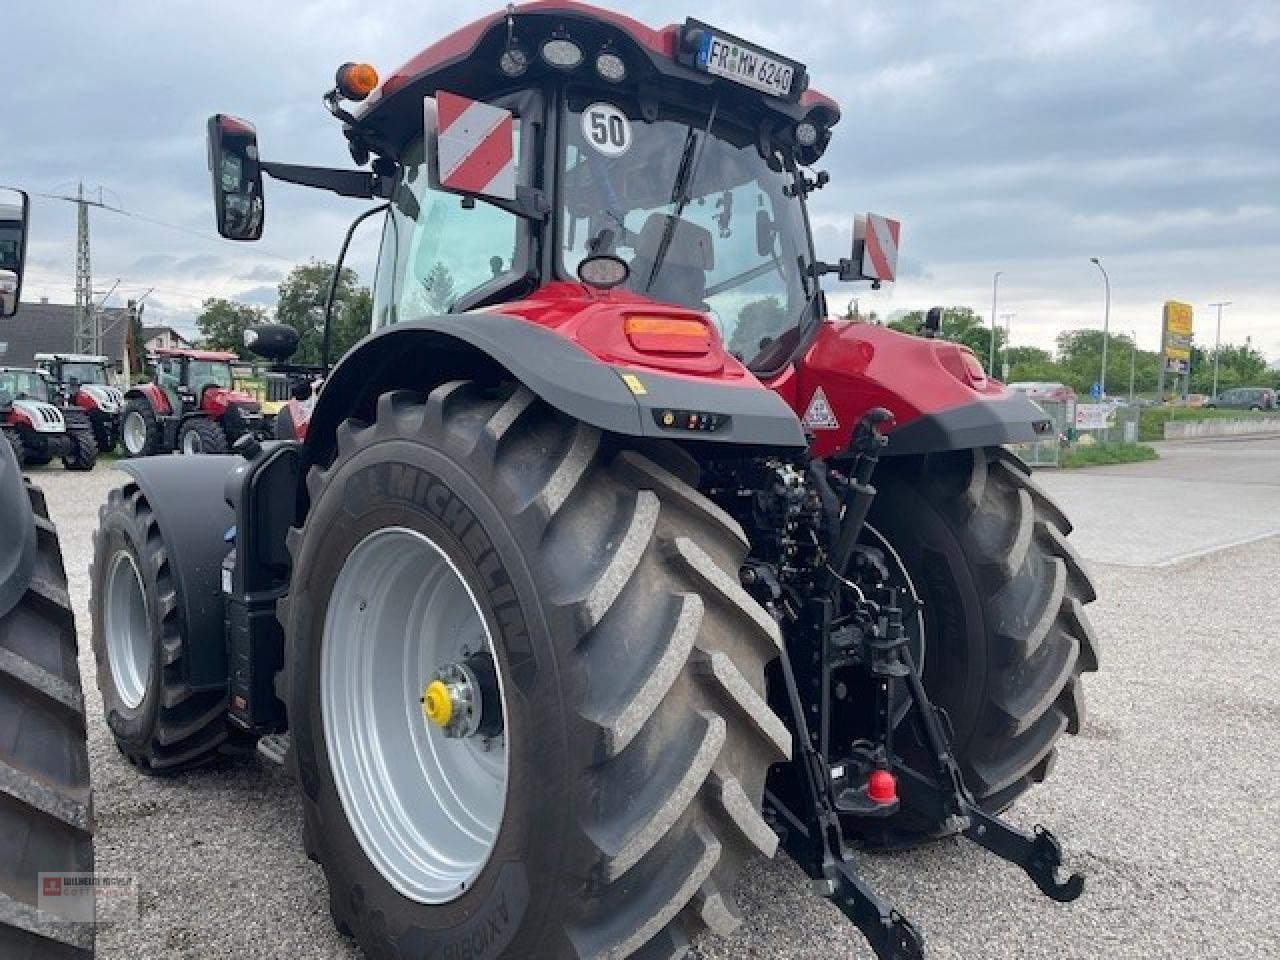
[177,419,228,455]
[120,400,160,458]
[0,482,94,959]
[281,383,791,960]
[856,445,1099,845]
[89,483,229,773]
[61,430,98,472]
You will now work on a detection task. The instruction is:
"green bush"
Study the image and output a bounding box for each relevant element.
[1060,443,1159,468]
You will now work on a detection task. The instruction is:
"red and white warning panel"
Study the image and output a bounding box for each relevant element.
[854,213,900,283]
[428,91,516,201]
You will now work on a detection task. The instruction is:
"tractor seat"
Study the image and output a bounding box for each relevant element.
[628,213,714,309]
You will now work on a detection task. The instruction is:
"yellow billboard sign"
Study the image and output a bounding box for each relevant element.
[1162,300,1193,365]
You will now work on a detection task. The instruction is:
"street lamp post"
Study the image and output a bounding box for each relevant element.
[1000,312,1015,380]
[1090,258,1110,398]
[989,270,1002,374]
[1208,301,1231,400]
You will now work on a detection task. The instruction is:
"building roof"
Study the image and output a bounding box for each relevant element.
[0,301,128,367]
[141,324,190,344]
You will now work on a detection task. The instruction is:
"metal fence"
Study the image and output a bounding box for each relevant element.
[1008,400,1142,468]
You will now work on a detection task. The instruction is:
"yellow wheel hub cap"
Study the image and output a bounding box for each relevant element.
[422,680,453,727]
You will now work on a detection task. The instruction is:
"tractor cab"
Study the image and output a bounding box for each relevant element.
[207,4,898,389]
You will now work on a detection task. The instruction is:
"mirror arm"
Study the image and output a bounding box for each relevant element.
[260,161,390,199]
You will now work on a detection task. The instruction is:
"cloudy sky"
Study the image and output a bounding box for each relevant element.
[5,0,1277,358]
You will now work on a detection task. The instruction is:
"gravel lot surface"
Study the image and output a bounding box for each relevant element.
[27,437,1280,959]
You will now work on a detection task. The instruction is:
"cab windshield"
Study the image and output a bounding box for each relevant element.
[60,362,108,385]
[560,93,814,369]
[0,370,51,402]
[186,361,232,391]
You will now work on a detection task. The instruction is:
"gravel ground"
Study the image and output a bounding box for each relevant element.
[26,452,1280,960]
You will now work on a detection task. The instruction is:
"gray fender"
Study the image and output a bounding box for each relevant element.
[0,439,36,619]
[304,313,806,471]
[113,457,238,687]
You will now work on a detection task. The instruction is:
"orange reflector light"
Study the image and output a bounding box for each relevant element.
[624,315,712,355]
[336,62,379,101]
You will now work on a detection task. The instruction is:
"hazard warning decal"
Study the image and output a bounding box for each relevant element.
[854,213,900,283]
[802,387,840,429]
[430,91,516,201]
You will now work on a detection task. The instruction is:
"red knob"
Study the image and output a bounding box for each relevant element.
[868,769,898,804]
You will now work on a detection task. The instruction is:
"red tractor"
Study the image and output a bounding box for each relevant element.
[90,6,1096,959]
[35,351,125,453]
[120,346,270,456]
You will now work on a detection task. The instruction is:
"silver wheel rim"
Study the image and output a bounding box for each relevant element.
[322,526,509,904]
[104,550,151,709]
[181,429,201,454]
[123,412,146,454]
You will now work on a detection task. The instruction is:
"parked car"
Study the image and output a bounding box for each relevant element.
[1204,387,1276,410]
[1007,380,1078,404]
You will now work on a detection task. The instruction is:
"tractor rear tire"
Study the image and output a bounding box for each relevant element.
[61,431,98,472]
[0,482,95,959]
[280,383,791,960]
[89,482,229,773]
[854,446,1099,845]
[120,400,160,458]
[177,419,228,455]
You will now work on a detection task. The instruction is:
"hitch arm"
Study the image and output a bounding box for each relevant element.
[964,811,1085,903]
[825,861,924,960]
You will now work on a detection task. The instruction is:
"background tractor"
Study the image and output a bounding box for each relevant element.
[0,367,99,470]
[120,347,270,456]
[0,186,95,959]
[89,6,1096,959]
[35,352,125,454]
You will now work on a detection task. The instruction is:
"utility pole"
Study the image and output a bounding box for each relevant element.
[47,183,112,355]
[1090,258,1110,397]
[1208,301,1231,400]
[74,183,95,354]
[989,270,1002,374]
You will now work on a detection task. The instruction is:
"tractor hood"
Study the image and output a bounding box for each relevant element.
[202,386,261,417]
[76,384,124,413]
[11,399,66,434]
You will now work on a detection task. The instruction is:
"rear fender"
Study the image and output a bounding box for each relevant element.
[125,383,172,416]
[112,458,237,687]
[304,314,806,472]
[794,321,1055,458]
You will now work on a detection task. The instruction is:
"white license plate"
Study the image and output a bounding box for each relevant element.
[696,31,796,98]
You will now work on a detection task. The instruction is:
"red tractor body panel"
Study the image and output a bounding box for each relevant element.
[129,382,173,416]
[480,282,758,387]
[792,321,1004,458]
[200,386,259,417]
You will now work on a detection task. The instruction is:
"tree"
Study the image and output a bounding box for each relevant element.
[1055,329,1162,396]
[729,296,789,360]
[195,298,268,359]
[275,260,373,366]
[888,306,1004,368]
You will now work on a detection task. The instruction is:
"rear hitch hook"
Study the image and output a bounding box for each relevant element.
[1028,825,1086,903]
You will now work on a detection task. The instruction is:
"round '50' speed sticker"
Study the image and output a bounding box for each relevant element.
[581,103,632,157]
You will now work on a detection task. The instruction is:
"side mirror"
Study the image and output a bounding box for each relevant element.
[207,115,265,240]
[243,323,299,363]
[0,187,31,318]
[845,213,900,285]
[425,91,516,204]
